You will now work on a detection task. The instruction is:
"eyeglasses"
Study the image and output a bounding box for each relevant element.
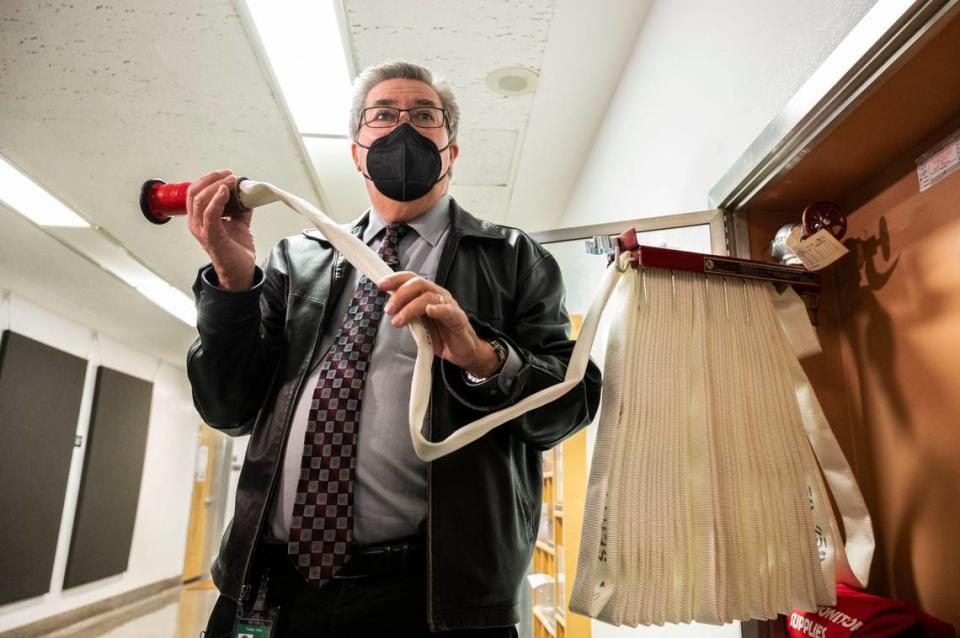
[359,106,448,130]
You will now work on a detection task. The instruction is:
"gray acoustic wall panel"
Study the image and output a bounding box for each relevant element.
[63,366,153,589]
[0,330,88,605]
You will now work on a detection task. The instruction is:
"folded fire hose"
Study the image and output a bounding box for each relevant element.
[567,267,873,625]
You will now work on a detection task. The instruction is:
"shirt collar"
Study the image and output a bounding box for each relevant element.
[362,194,451,247]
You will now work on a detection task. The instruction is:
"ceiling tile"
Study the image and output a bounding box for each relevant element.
[452,128,518,186]
[449,184,511,224]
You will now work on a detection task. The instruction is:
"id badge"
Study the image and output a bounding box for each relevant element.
[232,607,280,638]
[232,569,280,638]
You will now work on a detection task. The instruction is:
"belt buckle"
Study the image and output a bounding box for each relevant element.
[362,544,391,557]
[358,539,410,557]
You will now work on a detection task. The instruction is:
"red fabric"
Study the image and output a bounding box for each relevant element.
[788,585,955,638]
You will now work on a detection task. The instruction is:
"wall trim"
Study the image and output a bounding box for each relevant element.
[529,209,726,253]
[0,576,183,638]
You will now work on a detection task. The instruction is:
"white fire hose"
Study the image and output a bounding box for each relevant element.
[237,180,618,463]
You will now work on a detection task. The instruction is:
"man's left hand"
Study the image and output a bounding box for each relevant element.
[378,272,500,378]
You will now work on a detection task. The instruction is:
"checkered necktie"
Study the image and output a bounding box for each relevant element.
[288,222,409,583]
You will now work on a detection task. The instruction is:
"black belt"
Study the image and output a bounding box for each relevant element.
[258,536,425,587]
[340,536,425,578]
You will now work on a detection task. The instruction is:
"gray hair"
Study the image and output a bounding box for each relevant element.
[348,61,460,142]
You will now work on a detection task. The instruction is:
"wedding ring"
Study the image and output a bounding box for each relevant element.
[435,293,445,305]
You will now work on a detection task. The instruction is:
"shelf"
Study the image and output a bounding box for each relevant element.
[531,428,590,637]
[533,606,557,637]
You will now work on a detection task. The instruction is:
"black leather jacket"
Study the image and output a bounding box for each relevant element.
[187,199,602,630]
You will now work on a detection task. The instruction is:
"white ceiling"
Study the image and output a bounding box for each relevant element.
[0,0,649,367]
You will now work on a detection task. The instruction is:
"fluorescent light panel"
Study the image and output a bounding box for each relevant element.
[134,279,198,327]
[0,154,89,227]
[245,0,353,136]
[45,227,197,327]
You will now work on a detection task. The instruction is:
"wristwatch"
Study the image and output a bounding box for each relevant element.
[464,338,508,384]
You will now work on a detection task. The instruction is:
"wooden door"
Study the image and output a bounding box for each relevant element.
[182,423,219,582]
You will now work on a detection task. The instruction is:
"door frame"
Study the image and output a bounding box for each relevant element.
[529,209,727,255]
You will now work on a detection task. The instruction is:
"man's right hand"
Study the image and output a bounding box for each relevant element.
[186,169,256,292]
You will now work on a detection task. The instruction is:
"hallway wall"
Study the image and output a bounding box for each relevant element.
[560,0,877,227]
[0,293,199,633]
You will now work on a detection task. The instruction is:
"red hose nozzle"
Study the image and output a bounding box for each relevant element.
[139,178,249,225]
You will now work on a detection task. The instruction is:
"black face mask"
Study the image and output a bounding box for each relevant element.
[357,123,451,202]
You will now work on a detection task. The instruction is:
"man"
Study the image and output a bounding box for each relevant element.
[189,61,602,636]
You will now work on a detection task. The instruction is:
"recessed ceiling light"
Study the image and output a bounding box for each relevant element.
[486,67,539,97]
